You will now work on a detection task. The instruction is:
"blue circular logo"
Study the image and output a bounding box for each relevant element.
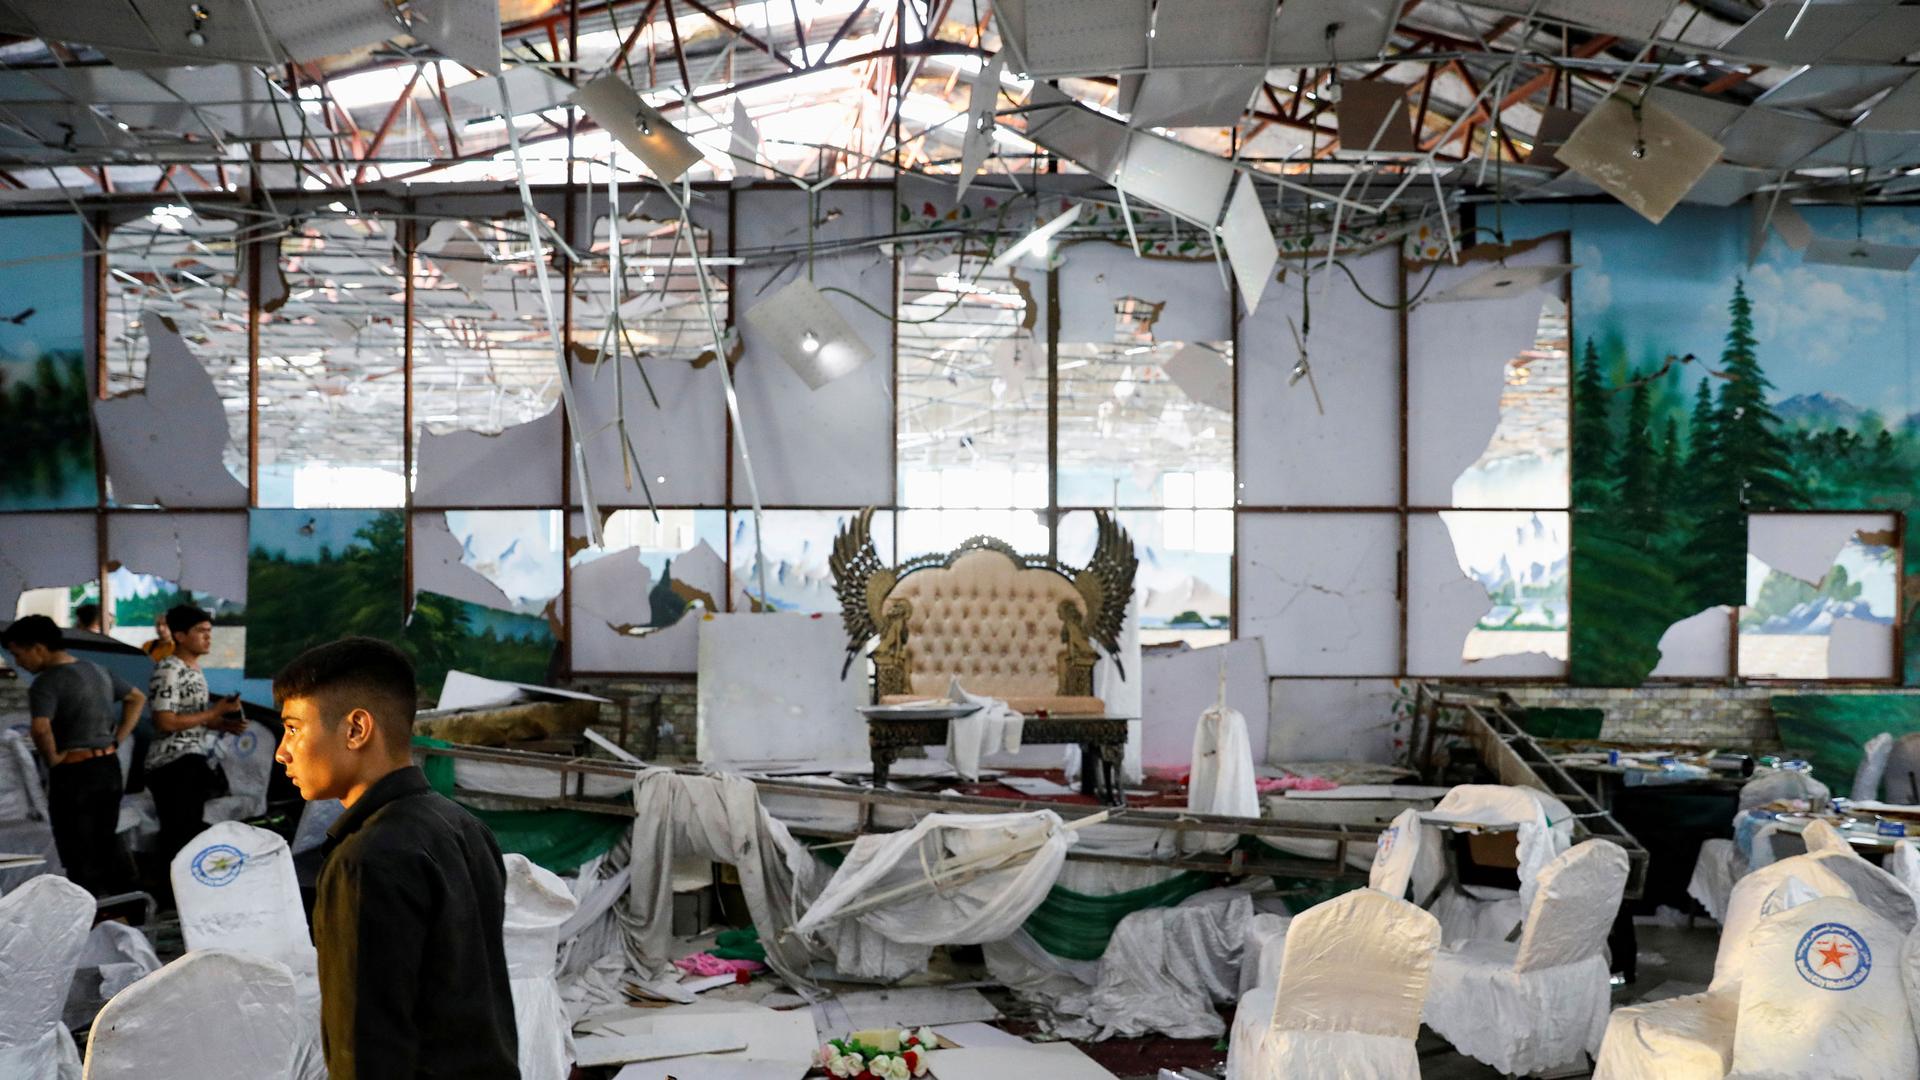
[233,729,258,755]
[1795,922,1871,991]
[1375,824,1399,864]
[190,843,247,887]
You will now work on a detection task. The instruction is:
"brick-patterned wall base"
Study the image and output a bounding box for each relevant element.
[1496,684,1920,752]
[562,677,699,762]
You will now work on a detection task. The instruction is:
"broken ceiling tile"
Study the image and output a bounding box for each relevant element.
[1162,344,1233,413]
[415,405,562,507]
[729,99,764,179]
[1803,236,1920,271]
[1269,0,1399,63]
[990,204,1083,269]
[406,0,502,76]
[1719,1,1920,64]
[413,513,517,610]
[1757,64,1914,111]
[94,312,248,508]
[1771,199,1815,251]
[573,76,705,183]
[1422,262,1575,305]
[1147,0,1271,65]
[1527,106,1585,168]
[1241,248,1400,506]
[742,278,875,391]
[445,66,577,120]
[1406,246,1555,506]
[1828,617,1895,680]
[1859,72,1920,132]
[1115,130,1236,227]
[1237,512,1400,676]
[1469,0,1678,39]
[1217,174,1278,314]
[1020,85,1128,181]
[1119,65,1266,129]
[253,0,406,64]
[418,219,493,296]
[1714,108,1844,171]
[1650,606,1733,679]
[1019,0,1149,77]
[957,53,1006,201]
[1680,164,1772,208]
[0,513,94,618]
[1405,513,1565,678]
[1749,514,1892,587]
[1335,79,1419,156]
[1556,95,1723,225]
[108,512,248,605]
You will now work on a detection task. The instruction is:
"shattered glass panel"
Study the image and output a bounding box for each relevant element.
[256,214,408,506]
[1060,508,1230,647]
[896,245,1046,495]
[1056,339,1234,507]
[728,509,893,614]
[104,207,250,489]
[1454,294,1571,508]
[1740,521,1900,680]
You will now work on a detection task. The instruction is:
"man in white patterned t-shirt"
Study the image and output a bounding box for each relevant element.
[146,604,246,861]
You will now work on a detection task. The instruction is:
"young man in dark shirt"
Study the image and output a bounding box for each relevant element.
[3,614,144,895]
[271,636,518,1080]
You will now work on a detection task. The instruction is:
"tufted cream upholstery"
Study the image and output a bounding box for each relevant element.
[880,548,1104,715]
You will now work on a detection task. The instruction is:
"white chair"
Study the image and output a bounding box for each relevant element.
[0,874,93,1079]
[1592,990,1737,1080]
[1421,784,1575,945]
[203,720,279,823]
[1892,839,1920,897]
[1730,895,1915,1079]
[503,854,578,1080]
[1369,807,1442,903]
[1424,839,1630,1076]
[84,950,301,1079]
[170,822,324,1079]
[1226,888,1440,1080]
[1689,767,1833,919]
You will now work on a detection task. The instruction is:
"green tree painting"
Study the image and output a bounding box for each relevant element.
[245,509,409,678]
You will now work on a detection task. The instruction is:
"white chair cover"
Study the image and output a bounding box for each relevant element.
[1368,808,1424,901]
[1188,702,1258,819]
[203,720,278,823]
[1226,888,1440,1080]
[0,874,93,1079]
[63,921,162,1032]
[1852,732,1894,801]
[1730,896,1915,1080]
[1591,990,1736,1080]
[503,854,578,1080]
[1711,851,1855,993]
[1236,912,1291,996]
[1687,838,1742,923]
[169,822,323,1079]
[1892,839,1920,897]
[1422,784,1575,944]
[84,951,301,1079]
[1423,841,1629,1076]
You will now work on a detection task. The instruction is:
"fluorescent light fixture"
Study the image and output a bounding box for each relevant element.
[989,203,1083,268]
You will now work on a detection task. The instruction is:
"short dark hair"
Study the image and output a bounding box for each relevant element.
[272,637,417,744]
[164,604,213,636]
[74,603,100,627]
[1,615,63,651]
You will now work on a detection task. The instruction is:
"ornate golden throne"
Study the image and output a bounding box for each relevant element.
[829,508,1138,715]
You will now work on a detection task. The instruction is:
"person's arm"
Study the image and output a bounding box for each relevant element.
[150,664,243,733]
[26,679,62,763]
[115,687,146,746]
[316,848,430,1080]
[28,714,61,765]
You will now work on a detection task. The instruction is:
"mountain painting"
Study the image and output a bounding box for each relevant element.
[0,216,96,509]
[1507,204,1920,686]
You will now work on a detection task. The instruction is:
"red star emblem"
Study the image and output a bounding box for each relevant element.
[1815,937,1854,972]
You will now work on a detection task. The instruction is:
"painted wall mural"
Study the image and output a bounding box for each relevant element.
[0,216,96,510]
[1509,204,1918,686]
[245,508,407,677]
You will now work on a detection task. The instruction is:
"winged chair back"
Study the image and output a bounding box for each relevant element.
[830,508,1136,715]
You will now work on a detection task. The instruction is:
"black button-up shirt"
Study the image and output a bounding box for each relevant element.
[315,766,519,1079]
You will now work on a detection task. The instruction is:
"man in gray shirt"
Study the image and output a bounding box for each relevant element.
[3,614,146,895]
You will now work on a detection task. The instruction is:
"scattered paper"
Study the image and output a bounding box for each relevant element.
[1555,95,1723,225]
[572,76,705,182]
[575,1030,748,1068]
[929,1023,1030,1049]
[998,775,1077,797]
[810,987,1001,1040]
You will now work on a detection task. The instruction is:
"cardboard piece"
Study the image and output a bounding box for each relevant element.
[1803,236,1920,272]
[1556,95,1724,225]
[1217,174,1277,313]
[957,53,1005,201]
[408,0,502,74]
[94,312,247,508]
[415,406,563,507]
[571,76,705,182]
[1162,344,1233,413]
[696,612,869,766]
[741,278,876,390]
[1422,263,1575,305]
[1336,79,1418,155]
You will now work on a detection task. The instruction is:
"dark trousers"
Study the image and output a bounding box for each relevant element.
[48,754,132,896]
[147,754,226,864]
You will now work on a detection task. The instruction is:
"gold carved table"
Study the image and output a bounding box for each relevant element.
[866,714,1131,805]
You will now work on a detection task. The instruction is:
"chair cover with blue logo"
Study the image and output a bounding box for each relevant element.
[1423,840,1630,1076]
[0,874,93,1079]
[84,950,301,1079]
[503,854,578,1080]
[1730,895,1914,1079]
[1225,888,1440,1080]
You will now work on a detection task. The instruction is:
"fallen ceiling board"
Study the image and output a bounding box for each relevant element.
[407,0,502,75]
[1556,95,1722,225]
[1217,174,1277,314]
[415,405,562,508]
[810,988,1002,1041]
[574,1030,747,1068]
[1269,0,1398,63]
[1758,65,1913,110]
[1145,0,1270,66]
[1115,130,1236,227]
[1121,65,1266,128]
[94,312,247,508]
[930,1022,1032,1049]
[1021,0,1149,76]
[1468,0,1677,40]
[110,512,249,604]
[697,612,868,766]
[928,1042,1119,1080]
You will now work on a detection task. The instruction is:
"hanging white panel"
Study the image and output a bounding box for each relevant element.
[1239,246,1400,506]
[1056,242,1230,344]
[731,187,894,507]
[109,512,249,605]
[1237,512,1400,676]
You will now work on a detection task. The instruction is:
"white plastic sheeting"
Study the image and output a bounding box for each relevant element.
[1731,896,1915,1079]
[0,728,57,893]
[944,679,1026,782]
[169,822,323,1079]
[1423,841,1629,1076]
[0,874,92,1079]
[1068,889,1251,1040]
[1227,888,1441,1080]
[503,854,578,1080]
[1591,990,1736,1080]
[1187,700,1257,819]
[1739,766,1829,811]
[1369,807,1442,903]
[63,921,162,1032]
[1236,912,1291,996]
[626,769,822,998]
[793,811,1075,977]
[1687,838,1741,923]
[84,951,302,1079]
[1423,785,1575,944]
[1853,732,1895,800]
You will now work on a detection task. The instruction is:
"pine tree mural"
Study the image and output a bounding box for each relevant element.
[1615,378,1659,529]
[1656,416,1683,508]
[1714,280,1801,511]
[1571,338,1614,506]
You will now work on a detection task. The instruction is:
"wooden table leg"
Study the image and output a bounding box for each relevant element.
[872,743,894,789]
